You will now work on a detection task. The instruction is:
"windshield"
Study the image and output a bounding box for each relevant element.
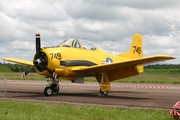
[57,39,97,50]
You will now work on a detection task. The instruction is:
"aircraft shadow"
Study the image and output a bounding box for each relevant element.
[55,92,151,100]
[110,90,147,94]
[8,90,152,101]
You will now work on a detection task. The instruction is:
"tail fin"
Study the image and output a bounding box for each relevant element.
[119,34,143,73]
[119,34,143,58]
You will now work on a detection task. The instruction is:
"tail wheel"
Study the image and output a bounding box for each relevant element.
[44,87,53,96]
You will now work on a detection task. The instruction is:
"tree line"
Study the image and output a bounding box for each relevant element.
[0,63,35,72]
[0,63,180,72]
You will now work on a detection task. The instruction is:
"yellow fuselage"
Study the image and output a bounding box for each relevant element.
[34,46,128,79]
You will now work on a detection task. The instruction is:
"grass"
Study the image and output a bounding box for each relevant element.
[114,73,180,84]
[114,69,180,84]
[144,69,180,75]
[0,100,174,120]
[0,72,46,80]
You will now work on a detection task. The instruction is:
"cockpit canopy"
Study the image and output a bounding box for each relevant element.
[57,39,97,50]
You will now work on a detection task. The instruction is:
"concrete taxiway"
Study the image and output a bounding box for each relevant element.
[3,80,180,109]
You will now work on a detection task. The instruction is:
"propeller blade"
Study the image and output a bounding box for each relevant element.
[36,34,41,59]
[21,66,34,78]
[46,67,57,79]
[23,34,55,79]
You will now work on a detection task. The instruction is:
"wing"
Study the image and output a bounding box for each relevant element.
[3,58,33,66]
[72,55,175,73]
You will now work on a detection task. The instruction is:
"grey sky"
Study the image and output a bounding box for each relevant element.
[0,0,179,64]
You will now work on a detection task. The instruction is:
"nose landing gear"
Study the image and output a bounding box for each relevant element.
[44,78,59,96]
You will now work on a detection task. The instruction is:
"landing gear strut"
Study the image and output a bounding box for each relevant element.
[97,72,111,97]
[44,78,59,96]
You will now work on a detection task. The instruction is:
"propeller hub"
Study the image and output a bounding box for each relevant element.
[33,59,41,65]
[34,52,48,72]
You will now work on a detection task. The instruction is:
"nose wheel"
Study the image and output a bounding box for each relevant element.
[44,78,59,96]
[44,87,53,96]
[51,84,59,94]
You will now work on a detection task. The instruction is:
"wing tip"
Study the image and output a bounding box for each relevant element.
[155,54,175,59]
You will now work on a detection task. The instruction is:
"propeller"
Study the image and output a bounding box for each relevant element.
[21,34,57,79]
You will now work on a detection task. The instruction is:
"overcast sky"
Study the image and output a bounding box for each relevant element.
[0,0,179,64]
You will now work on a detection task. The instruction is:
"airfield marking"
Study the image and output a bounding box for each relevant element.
[7,80,180,90]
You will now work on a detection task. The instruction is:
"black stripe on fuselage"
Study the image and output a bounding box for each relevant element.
[60,60,97,67]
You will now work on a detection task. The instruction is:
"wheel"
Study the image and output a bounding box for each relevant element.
[44,87,53,96]
[99,89,108,96]
[54,85,59,94]
[51,84,59,94]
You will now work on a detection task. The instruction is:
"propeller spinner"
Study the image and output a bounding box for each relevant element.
[21,34,57,79]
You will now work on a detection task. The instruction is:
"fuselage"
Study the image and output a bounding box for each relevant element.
[34,46,129,79]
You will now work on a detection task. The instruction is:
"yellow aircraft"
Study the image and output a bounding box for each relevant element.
[3,34,175,96]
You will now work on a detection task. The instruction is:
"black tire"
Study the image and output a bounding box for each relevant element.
[100,89,108,96]
[44,87,53,96]
[51,84,59,94]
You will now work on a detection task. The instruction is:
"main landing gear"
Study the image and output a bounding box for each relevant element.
[97,72,111,97]
[44,78,59,96]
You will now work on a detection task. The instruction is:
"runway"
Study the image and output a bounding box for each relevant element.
[3,80,180,109]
